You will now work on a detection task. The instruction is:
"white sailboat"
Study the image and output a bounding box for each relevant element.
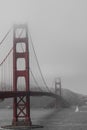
[75,106,79,112]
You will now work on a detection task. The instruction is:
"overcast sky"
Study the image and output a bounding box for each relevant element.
[0,0,87,94]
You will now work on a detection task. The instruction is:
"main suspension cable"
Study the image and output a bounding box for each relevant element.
[0,26,24,66]
[0,47,13,66]
[0,26,12,46]
[30,69,42,91]
[28,30,51,92]
[20,31,42,91]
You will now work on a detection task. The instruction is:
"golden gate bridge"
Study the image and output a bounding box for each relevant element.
[0,24,65,128]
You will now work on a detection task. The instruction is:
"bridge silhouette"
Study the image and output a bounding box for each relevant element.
[0,24,66,128]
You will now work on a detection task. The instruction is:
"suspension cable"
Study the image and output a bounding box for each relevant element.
[30,69,42,91]
[0,26,12,46]
[0,26,24,66]
[20,32,42,91]
[28,30,51,92]
[0,25,50,92]
[21,43,42,91]
[0,47,13,66]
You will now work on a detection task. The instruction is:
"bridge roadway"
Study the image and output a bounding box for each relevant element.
[0,91,61,99]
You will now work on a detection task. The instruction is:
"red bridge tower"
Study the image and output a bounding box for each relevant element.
[12,24,31,126]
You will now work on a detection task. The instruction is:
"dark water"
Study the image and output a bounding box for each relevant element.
[1,107,87,130]
[0,108,55,130]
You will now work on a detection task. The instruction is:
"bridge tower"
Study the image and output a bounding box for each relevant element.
[55,78,61,108]
[55,78,61,96]
[12,24,31,126]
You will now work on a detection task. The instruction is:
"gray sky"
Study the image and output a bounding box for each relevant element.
[0,0,87,94]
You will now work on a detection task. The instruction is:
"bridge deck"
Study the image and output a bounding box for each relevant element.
[0,91,60,99]
[0,91,69,107]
